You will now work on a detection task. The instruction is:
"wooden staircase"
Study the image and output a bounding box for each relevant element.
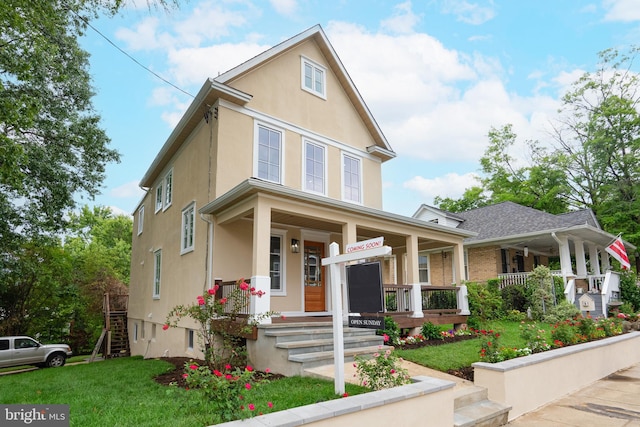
[90,294,130,361]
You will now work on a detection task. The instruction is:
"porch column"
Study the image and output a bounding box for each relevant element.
[340,222,357,318]
[405,234,423,318]
[588,244,601,275]
[554,234,574,277]
[574,239,587,277]
[452,241,465,285]
[251,198,272,324]
[602,250,611,271]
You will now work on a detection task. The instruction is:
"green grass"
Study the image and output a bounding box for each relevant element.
[0,356,367,426]
[397,320,552,371]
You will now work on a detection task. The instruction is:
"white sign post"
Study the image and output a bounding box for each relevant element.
[321,238,391,394]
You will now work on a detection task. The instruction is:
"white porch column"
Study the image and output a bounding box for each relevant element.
[250,198,272,324]
[602,250,611,271]
[588,244,601,275]
[405,234,423,318]
[574,239,587,277]
[553,234,574,277]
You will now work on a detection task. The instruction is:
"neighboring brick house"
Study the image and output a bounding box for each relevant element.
[413,201,635,286]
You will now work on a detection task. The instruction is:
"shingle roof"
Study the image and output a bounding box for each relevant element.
[452,201,600,243]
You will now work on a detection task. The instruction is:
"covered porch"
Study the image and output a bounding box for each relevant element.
[200,178,474,327]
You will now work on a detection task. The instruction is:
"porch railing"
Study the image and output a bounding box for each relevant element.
[215,279,250,317]
[383,284,460,314]
[498,270,562,289]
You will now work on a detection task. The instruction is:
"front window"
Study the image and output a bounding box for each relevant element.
[304,141,325,194]
[187,329,194,351]
[153,249,162,299]
[257,125,282,183]
[418,253,430,283]
[270,234,285,295]
[181,202,195,254]
[137,206,144,235]
[301,57,326,98]
[343,154,361,203]
[164,170,173,209]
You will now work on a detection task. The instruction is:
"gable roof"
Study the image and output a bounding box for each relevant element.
[139,25,394,189]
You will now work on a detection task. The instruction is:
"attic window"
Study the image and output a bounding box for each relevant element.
[301,56,326,99]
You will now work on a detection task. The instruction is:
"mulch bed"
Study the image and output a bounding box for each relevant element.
[154,357,285,388]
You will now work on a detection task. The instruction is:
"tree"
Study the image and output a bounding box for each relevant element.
[435,124,570,214]
[552,46,640,257]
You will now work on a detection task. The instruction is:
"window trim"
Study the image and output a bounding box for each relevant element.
[181,202,196,255]
[302,139,327,196]
[270,230,286,296]
[153,249,162,299]
[254,122,284,184]
[137,206,144,236]
[301,56,327,99]
[163,169,173,211]
[341,153,362,204]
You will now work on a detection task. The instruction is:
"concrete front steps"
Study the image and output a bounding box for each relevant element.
[247,321,387,377]
[454,385,511,427]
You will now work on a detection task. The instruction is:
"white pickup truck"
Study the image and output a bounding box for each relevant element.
[0,336,73,368]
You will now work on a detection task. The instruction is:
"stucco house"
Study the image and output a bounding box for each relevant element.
[128,25,475,364]
[413,202,636,316]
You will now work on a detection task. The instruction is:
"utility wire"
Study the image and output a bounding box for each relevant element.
[76,12,196,99]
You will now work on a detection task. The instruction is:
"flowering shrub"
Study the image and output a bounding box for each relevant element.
[181,361,272,423]
[397,334,425,346]
[164,278,276,370]
[421,321,442,340]
[354,347,411,390]
[519,322,551,353]
[478,329,503,362]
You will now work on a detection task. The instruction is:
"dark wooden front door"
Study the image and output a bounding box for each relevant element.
[304,241,325,312]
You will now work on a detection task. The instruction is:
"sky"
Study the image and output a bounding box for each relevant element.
[79,0,640,218]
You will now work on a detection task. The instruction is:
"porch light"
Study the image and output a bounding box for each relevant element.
[524,246,529,257]
[291,239,300,253]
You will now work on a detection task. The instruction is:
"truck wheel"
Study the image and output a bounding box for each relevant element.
[46,353,66,367]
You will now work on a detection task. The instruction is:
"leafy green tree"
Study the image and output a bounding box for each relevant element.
[434,186,489,213]
[552,46,640,260]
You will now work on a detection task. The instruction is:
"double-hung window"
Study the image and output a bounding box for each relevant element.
[256,124,282,183]
[155,186,162,212]
[153,249,162,299]
[137,206,144,235]
[418,253,430,283]
[304,140,325,194]
[164,170,173,209]
[342,154,361,203]
[301,57,326,98]
[270,233,285,295]
[181,202,195,254]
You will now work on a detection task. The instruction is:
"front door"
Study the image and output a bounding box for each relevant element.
[304,241,326,312]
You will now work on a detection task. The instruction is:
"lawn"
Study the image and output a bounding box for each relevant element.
[396,320,552,371]
[0,356,367,427]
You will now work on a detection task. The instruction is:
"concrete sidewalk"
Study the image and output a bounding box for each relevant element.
[507,363,640,426]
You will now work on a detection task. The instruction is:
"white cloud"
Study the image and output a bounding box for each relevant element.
[110,180,145,199]
[440,0,497,25]
[326,19,560,164]
[403,172,480,203]
[603,0,640,22]
[381,1,422,34]
[270,0,299,17]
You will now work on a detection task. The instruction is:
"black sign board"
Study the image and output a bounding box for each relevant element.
[346,261,383,313]
[348,316,384,329]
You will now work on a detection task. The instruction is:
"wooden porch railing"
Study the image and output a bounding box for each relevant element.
[215,279,250,317]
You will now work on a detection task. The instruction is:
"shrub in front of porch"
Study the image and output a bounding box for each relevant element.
[353,347,411,390]
[163,278,276,370]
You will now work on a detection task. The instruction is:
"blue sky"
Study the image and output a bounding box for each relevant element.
[79,0,640,217]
